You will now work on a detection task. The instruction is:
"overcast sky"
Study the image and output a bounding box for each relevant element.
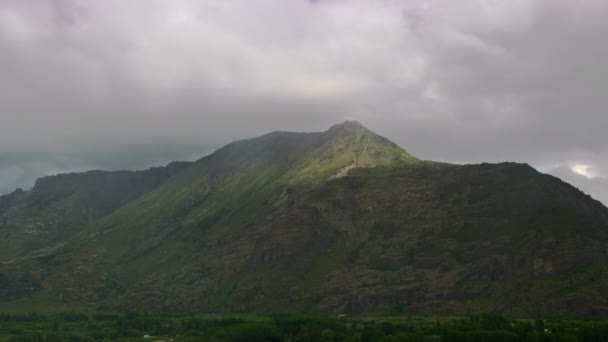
[1,0,608,205]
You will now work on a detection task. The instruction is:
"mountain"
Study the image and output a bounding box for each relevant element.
[1,121,608,318]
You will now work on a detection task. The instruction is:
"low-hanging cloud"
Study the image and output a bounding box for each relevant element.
[1,0,607,205]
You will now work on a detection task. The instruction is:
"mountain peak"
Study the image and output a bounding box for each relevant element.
[326,120,367,134]
[310,120,420,175]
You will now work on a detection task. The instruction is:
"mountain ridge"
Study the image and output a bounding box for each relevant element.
[0,161,191,260]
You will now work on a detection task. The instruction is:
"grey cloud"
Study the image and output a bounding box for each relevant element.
[0,0,607,205]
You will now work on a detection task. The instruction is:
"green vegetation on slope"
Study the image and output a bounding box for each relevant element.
[0,162,190,261]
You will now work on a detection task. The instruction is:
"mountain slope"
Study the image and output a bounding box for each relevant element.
[2,122,608,318]
[0,161,190,260]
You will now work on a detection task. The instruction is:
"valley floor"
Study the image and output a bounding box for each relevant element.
[0,310,607,341]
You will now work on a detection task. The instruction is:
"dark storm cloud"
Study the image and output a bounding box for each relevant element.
[1,0,608,204]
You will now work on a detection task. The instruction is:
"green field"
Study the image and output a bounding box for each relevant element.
[0,310,607,341]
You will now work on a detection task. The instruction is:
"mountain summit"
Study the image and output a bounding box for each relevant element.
[1,122,608,317]
[322,120,418,167]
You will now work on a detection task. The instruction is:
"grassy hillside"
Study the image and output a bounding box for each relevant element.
[0,161,191,261]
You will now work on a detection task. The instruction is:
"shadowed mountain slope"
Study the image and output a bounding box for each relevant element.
[0,161,191,260]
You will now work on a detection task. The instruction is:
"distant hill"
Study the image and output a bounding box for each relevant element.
[1,122,607,318]
[0,161,191,260]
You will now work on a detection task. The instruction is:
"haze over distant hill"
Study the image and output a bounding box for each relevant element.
[1,122,608,318]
